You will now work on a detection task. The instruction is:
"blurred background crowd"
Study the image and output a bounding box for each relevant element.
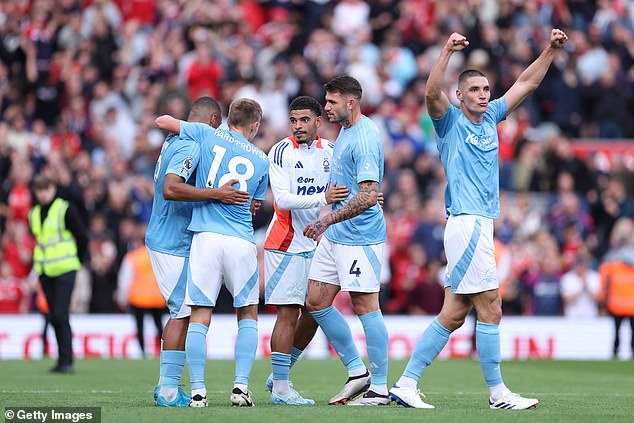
[1,0,634,320]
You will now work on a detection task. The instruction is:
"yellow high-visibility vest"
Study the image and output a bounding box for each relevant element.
[29,198,81,277]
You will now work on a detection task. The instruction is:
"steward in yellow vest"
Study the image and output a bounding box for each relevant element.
[29,175,88,374]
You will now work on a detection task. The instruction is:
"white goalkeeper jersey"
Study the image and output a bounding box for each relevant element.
[264,135,336,254]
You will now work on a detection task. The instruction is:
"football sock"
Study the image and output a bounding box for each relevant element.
[158,340,166,385]
[290,346,303,368]
[476,321,504,389]
[186,322,208,396]
[234,383,248,393]
[271,352,291,396]
[234,319,258,386]
[159,350,185,401]
[311,306,365,373]
[403,317,451,381]
[369,384,388,395]
[394,376,418,390]
[489,383,509,401]
[359,310,388,387]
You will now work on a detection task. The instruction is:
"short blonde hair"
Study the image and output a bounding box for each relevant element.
[227,98,262,130]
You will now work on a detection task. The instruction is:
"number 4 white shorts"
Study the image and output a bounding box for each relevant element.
[308,237,385,293]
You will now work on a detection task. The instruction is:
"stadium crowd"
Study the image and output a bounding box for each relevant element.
[1,0,634,319]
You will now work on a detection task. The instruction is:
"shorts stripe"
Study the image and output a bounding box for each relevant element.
[362,245,382,283]
[235,269,259,307]
[449,218,482,291]
[167,257,188,317]
[188,276,214,307]
[265,254,293,301]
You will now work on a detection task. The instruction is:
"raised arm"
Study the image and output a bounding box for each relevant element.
[426,33,469,118]
[503,29,568,115]
[303,180,378,240]
[163,174,249,204]
[155,115,183,134]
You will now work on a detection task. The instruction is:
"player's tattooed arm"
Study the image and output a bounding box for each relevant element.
[303,181,379,240]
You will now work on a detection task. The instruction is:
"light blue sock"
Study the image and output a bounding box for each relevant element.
[403,317,451,381]
[235,319,258,386]
[476,321,503,387]
[359,310,388,386]
[186,323,208,391]
[161,350,185,388]
[158,348,167,385]
[311,306,364,371]
[289,347,303,368]
[271,352,291,381]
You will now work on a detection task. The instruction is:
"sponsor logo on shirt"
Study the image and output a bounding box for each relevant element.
[465,133,496,150]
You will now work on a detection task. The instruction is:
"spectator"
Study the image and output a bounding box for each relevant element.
[561,252,602,318]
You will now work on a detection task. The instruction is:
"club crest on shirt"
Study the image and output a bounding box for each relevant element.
[323,158,330,173]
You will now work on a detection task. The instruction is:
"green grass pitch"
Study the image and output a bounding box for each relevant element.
[1,359,633,423]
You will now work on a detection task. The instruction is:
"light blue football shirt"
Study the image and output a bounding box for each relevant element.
[145,134,201,257]
[180,122,269,244]
[325,115,386,245]
[434,97,507,219]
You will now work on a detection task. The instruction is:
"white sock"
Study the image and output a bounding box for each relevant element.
[349,366,368,378]
[369,384,388,395]
[272,379,290,396]
[159,386,178,402]
[234,383,248,394]
[489,383,509,401]
[192,387,206,398]
[396,376,418,390]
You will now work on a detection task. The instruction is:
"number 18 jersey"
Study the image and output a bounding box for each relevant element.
[179,122,269,244]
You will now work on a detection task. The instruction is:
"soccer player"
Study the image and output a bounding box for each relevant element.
[388,29,568,410]
[155,98,269,408]
[302,76,389,406]
[264,96,350,405]
[148,96,250,407]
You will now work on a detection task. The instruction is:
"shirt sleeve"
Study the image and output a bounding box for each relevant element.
[179,121,211,144]
[432,105,458,139]
[64,203,88,260]
[489,98,508,123]
[268,144,327,210]
[354,128,381,184]
[165,141,200,183]
[254,160,269,201]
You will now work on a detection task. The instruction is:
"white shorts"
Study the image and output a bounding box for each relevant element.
[264,249,312,306]
[308,237,385,293]
[186,232,259,308]
[146,247,190,318]
[444,215,498,294]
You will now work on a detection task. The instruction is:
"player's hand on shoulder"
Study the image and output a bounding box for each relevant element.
[446,32,469,52]
[550,28,568,49]
[325,181,349,204]
[303,218,328,241]
[216,179,250,205]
